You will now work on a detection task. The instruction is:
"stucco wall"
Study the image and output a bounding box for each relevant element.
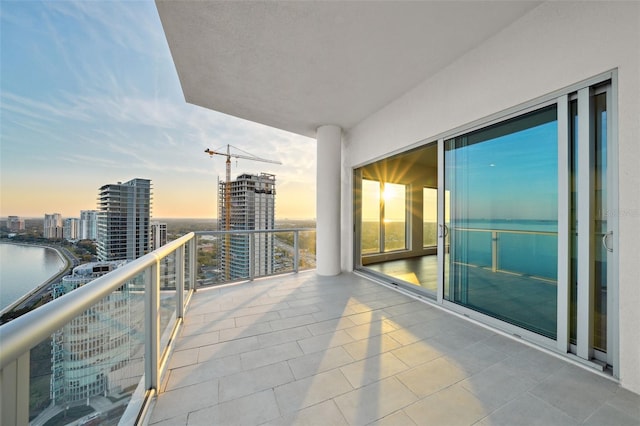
[342,1,640,393]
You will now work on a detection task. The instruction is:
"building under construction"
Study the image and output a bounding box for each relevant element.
[218,173,276,280]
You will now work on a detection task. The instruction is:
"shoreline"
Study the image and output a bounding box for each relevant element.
[0,241,74,318]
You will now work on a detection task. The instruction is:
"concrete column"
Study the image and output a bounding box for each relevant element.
[316,124,342,276]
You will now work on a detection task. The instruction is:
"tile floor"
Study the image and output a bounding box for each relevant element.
[147,272,639,426]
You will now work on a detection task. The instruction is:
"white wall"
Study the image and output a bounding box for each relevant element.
[342,1,640,393]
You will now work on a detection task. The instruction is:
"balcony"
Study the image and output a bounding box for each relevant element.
[1,230,638,425]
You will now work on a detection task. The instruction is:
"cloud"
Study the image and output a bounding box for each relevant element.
[1,0,318,219]
[44,1,168,58]
[1,92,93,122]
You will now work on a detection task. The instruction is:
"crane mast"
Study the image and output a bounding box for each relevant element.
[205,145,281,281]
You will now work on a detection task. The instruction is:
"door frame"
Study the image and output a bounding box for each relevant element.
[352,69,619,376]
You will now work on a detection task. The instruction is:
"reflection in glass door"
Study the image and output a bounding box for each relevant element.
[356,144,438,295]
[354,74,616,371]
[444,105,559,339]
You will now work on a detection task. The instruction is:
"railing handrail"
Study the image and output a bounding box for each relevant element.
[195,228,315,235]
[452,226,557,236]
[0,232,194,371]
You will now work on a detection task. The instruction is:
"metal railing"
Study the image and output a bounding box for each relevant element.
[0,233,196,425]
[0,228,315,425]
[194,228,316,287]
[450,226,558,280]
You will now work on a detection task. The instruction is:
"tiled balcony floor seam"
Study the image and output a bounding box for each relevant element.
[146,271,639,426]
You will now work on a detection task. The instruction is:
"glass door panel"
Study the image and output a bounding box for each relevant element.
[444,105,559,339]
[361,179,381,254]
[569,88,610,358]
[356,144,438,295]
[570,99,578,344]
[593,92,608,352]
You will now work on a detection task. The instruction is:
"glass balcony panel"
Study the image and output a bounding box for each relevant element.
[196,232,223,287]
[159,251,177,353]
[299,230,317,271]
[34,273,146,425]
[229,234,251,282]
[274,231,293,274]
[195,229,315,286]
[451,228,492,268]
[184,244,192,302]
[29,339,52,422]
[497,231,558,280]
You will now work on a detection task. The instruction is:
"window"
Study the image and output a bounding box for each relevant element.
[360,180,407,254]
[361,179,380,254]
[423,187,437,247]
[383,183,406,252]
[353,73,616,370]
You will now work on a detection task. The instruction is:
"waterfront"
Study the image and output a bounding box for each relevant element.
[0,242,65,311]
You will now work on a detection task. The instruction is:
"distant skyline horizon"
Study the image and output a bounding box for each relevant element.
[1,215,316,221]
[1,1,317,220]
[0,170,317,220]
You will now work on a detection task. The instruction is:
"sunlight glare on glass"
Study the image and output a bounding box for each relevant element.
[383,183,406,222]
[383,184,400,202]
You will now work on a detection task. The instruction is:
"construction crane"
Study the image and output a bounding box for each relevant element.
[205,145,281,280]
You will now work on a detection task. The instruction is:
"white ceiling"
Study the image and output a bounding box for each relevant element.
[156,1,541,138]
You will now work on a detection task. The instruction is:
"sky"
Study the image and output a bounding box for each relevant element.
[446,119,558,221]
[0,1,317,219]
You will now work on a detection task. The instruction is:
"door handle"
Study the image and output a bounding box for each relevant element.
[601,231,613,252]
[439,224,449,238]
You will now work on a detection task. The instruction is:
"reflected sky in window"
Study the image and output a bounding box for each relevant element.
[446,107,558,222]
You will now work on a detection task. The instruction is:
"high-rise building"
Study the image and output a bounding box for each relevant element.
[218,173,276,280]
[6,216,25,231]
[97,178,151,261]
[44,213,63,239]
[50,261,138,405]
[150,221,167,251]
[79,210,99,240]
[63,218,79,241]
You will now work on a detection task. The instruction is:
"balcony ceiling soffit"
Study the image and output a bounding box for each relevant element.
[156,1,541,138]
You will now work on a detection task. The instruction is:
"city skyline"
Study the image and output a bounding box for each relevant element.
[0,1,317,220]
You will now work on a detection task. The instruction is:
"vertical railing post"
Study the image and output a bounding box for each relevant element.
[294,230,300,273]
[189,235,197,291]
[0,351,29,425]
[249,232,255,281]
[176,245,185,319]
[491,231,498,272]
[145,261,159,391]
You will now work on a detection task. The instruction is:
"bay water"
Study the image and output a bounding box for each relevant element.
[0,243,65,311]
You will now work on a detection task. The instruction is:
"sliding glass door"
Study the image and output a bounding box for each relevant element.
[354,73,617,371]
[570,84,615,366]
[355,144,438,294]
[443,105,559,338]
[592,89,611,358]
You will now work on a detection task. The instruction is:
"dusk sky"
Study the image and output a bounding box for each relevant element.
[0,1,317,219]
